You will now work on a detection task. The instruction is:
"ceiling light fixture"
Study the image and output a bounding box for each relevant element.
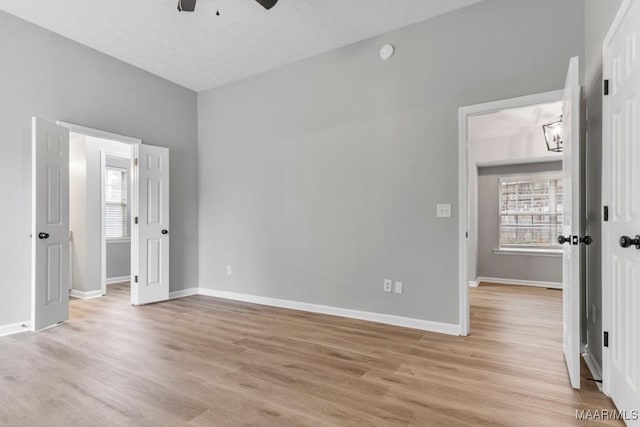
[543,115,563,153]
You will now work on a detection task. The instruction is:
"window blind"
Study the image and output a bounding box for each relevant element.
[499,174,563,249]
[105,167,128,239]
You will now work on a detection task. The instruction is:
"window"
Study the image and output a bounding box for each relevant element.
[499,174,563,250]
[105,166,128,239]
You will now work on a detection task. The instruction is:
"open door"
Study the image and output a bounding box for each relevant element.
[603,0,640,420]
[559,57,582,389]
[132,144,170,305]
[31,117,70,331]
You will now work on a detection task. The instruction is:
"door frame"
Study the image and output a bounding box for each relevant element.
[601,0,634,397]
[457,90,565,336]
[57,122,141,299]
[100,150,134,296]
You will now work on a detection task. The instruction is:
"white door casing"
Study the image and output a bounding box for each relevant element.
[603,0,640,421]
[132,144,170,305]
[561,57,582,390]
[31,117,70,331]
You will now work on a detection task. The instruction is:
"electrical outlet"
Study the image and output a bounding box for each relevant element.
[226,265,232,276]
[384,279,392,292]
[394,281,403,294]
[436,204,451,218]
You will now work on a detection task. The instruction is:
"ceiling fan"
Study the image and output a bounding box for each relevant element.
[177,0,278,12]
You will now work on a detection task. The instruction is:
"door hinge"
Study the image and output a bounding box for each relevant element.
[604,79,610,96]
[604,205,609,222]
[134,275,138,283]
[466,231,469,238]
[134,158,139,166]
[134,216,139,224]
[604,331,609,348]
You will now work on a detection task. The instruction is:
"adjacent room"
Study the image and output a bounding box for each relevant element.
[0,0,638,425]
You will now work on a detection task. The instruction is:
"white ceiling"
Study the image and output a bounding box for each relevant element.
[468,102,563,141]
[0,0,482,92]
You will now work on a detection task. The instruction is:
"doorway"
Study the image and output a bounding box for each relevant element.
[68,127,136,301]
[459,58,584,390]
[31,119,171,331]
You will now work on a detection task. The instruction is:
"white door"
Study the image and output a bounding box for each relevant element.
[561,57,582,390]
[132,144,170,305]
[603,0,640,421]
[31,117,70,331]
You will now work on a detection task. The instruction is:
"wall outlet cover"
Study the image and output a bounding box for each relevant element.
[226,266,232,275]
[384,279,392,292]
[436,204,452,218]
[394,281,403,294]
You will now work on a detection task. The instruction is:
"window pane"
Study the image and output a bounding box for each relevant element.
[105,166,128,239]
[498,175,563,248]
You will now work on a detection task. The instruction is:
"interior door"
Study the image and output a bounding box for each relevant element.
[31,117,70,331]
[560,56,582,390]
[603,0,640,420]
[132,144,170,305]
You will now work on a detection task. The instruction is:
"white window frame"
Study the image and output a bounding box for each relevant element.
[497,171,563,252]
[104,165,129,241]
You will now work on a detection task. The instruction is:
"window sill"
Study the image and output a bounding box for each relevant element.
[107,238,131,244]
[493,248,562,258]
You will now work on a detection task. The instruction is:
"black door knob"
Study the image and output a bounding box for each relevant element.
[558,235,572,245]
[580,236,593,245]
[38,232,50,239]
[619,235,640,249]
[161,229,169,235]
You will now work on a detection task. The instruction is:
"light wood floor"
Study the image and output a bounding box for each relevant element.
[0,282,620,426]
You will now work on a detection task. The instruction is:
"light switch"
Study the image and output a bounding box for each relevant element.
[437,204,452,218]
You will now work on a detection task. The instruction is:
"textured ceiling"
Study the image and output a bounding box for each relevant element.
[469,102,564,141]
[0,0,482,91]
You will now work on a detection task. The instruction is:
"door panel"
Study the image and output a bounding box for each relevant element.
[132,144,170,305]
[604,0,640,419]
[32,117,70,331]
[562,56,581,390]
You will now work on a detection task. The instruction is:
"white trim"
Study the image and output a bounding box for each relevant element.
[583,345,603,392]
[468,281,479,288]
[601,0,633,397]
[57,121,142,146]
[106,276,130,285]
[476,156,563,168]
[492,248,562,258]
[475,277,562,289]
[169,288,199,300]
[198,288,460,335]
[69,289,104,299]
[458,90,565,337]
[106,238,131,244]
[0,321,31,337]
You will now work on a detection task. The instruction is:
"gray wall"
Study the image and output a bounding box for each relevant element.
[0,11,198,326]
[476,162,563,284]
[197,0,585,324]
[105,155,132,281]
[583,0,622,372]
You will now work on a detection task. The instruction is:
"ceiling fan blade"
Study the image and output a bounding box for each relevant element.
[177,0,197,12]
[255,0,278,10]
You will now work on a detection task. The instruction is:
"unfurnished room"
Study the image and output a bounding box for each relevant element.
[0,0,639,425]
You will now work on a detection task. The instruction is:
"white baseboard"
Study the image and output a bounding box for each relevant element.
[70,289,104,299]
[475,277,562,289]
[469,281,478,288]
[106,276,130,285]
[169,288,199,300]
[0,321,31,337]
[197,288,460,336]
[583,345,603,391]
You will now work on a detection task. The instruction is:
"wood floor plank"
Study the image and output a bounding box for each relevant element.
[0,282,620,426]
